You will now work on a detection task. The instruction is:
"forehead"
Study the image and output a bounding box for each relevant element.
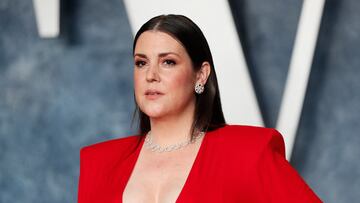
[134,31,187,55]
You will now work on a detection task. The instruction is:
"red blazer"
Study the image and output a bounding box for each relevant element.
[78,124,322,202]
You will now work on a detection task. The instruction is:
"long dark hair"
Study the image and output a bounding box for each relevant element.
[132,14,226,139]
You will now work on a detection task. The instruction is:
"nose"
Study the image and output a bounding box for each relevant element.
[146,63,160,82]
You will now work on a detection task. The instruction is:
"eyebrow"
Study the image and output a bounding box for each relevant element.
[134,53,147,58]
[134,52,180,58]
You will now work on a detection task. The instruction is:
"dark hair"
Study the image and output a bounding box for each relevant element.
[132,14,226,139]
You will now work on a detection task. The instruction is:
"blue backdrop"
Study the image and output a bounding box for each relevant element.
[1,0,359,202]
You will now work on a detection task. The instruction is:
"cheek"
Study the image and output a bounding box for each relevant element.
[134,74,140,91]
[167,71,195,97]
[133,72,144,102]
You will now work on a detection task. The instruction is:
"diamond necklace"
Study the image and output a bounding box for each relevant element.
[144,131,205,153]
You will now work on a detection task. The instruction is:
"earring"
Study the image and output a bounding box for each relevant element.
[195,82,204,94]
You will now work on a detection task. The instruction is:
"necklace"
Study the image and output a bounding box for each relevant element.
[144,131,205,153]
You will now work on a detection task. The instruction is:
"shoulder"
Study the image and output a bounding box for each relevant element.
[212,125,322,202]
[80,135,143,164]
[209,124,286,158]
[77,135,144,202]
[217,124,279,136]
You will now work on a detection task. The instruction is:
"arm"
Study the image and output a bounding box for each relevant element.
[77,147,91,203]
[255,129,322,202]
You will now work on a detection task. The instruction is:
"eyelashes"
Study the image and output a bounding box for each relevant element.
[135,60,146,68]
[134,59,177,68]
[163,59,176,66]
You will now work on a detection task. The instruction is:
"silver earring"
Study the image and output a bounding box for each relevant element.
[195,82,204,94]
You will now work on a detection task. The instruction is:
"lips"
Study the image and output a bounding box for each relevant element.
[145,89,164,99]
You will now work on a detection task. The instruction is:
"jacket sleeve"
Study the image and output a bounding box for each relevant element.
[255,129,322,203]
[77,147,91,203]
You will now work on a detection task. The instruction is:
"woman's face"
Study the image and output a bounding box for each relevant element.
[133,31,197,119]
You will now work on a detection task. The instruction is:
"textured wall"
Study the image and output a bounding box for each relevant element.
[1,0,359,202]
[292,0,360,202]
[229,0,360,202]
[0,0,135,202]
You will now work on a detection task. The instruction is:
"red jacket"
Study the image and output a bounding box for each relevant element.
[78,124,322,202]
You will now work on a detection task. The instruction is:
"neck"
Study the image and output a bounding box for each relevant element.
[148,103,196,146]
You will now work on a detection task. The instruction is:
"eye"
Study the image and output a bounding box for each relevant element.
[163,59,176,66]
[135,60,146,68]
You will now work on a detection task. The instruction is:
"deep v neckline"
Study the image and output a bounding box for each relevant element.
[120,131,209,203]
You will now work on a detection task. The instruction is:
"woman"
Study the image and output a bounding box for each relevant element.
[78,14,322,203]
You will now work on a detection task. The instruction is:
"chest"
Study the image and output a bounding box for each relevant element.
[91,140,254,203]
[122,146,200,203]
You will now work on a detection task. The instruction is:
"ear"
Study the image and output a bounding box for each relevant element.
[196,62,211,85]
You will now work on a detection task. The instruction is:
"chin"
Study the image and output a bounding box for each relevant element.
[141,107,167,118]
